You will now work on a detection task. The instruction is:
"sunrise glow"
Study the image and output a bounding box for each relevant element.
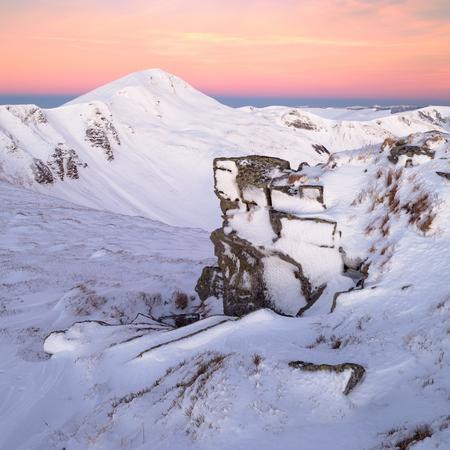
[1,0,449,100]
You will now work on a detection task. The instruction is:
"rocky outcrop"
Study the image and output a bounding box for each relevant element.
[30,145,85,184]
[436,171,450,181]
[213,156,289,214]
[417,109,447,126]
[198,155,350,317]
[387,143,435,164]
[312,144,330,155]
[283,110,320,131]
[212,229,320,316]
[85,109,120,161]
[31,159,54,184]
[195,266,223,303]
[383,131,448,166]
[47,145,84,181]
[6,105,48,125]
[288,360,365,395]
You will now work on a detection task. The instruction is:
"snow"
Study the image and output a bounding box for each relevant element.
[263,255,307,314]
[227,207,276,246]
[271,189,325,214]
[279,217,335,247]
[1,69,449,231]
[0,69,450,449]
[273,239,343,286]
[214,160,240,201]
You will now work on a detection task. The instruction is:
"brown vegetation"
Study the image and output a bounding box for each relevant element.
[395,425,432,450]
[174,290,189,310]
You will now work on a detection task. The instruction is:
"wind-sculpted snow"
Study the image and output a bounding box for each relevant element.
[1,69,450,229]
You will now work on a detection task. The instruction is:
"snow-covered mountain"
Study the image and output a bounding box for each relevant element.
[1,70,450,450]
[1,69,449,229]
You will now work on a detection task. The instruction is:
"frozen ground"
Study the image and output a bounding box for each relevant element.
[0,181,214,449]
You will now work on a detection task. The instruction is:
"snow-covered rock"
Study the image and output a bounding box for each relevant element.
[200,155,350,316]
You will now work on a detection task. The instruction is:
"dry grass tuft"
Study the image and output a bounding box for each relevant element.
[288,174,304,184]
[174,290,189,310]
[394,424,432,450]
[381,137,396,151]
[380,214,390,237]
[252,353,263,367]
[402,194,435,233]
[386,170,394,187]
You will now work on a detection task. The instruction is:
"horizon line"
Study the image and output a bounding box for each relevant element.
[1,93,450,109]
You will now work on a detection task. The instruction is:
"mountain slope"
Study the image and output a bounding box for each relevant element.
[1,69,449,229]
[0,180,214,449]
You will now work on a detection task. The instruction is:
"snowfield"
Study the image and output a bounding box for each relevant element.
[0,70,450,450]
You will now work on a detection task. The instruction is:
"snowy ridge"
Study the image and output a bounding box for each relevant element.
[1,69,449,229]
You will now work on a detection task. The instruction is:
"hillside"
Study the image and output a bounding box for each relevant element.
[1,69,449,229]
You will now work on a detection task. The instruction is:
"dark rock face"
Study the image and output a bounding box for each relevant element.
[211,229,269,316]
[436,171,450,181]
[48,146,82,181]
[159,313,200,328]
[6,105,48,125]
[417,109,447,126]
[195,266,223,302]
[31,159,54,184]
[85,110,120,162]
[49,147,65,181]
[283,110,319,131]
[210,228,327,317]
[288,360,365,395]
[30,144,85,185]
[29,145,84,185]
[312,144,330,155]
[388,144,435,164]
[85,126,114,161]
[66,150,81,179]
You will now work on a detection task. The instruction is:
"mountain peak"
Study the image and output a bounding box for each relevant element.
[66,68,215,107]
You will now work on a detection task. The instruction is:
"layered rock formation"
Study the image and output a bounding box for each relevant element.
[196,155,353,317]
[30,145,85,185]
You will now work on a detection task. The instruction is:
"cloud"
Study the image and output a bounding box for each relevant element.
[414,0,450,20]
[30,36,121,45]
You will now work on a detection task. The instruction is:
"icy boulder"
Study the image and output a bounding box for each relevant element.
[197,155,348,317]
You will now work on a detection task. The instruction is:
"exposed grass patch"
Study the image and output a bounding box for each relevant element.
[394,424,432,450]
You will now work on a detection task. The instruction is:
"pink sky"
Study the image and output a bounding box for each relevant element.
[1,0,449,99]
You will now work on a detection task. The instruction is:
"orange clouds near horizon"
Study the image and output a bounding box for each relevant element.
[0,0,449,100]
